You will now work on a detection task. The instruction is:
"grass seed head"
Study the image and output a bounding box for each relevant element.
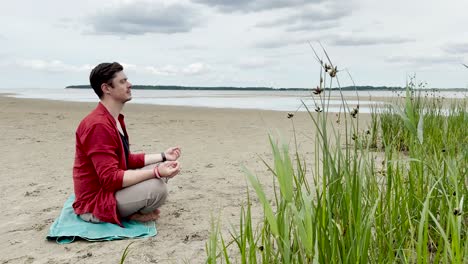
[329,67,337,77]
[350,107,359,118]
[313,86,323,95]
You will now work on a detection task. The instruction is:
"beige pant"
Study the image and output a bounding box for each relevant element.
[80,166,168,223]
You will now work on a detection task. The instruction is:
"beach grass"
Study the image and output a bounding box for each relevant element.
[119,242,134,264]
[205,51,467,263]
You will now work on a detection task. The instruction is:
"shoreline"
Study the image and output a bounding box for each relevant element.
[1,92,463,117]
[0,90,403,114]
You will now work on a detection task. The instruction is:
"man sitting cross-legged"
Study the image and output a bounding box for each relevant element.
[72,62,181,225]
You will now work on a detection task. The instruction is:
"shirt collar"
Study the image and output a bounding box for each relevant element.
[97,102,125,124]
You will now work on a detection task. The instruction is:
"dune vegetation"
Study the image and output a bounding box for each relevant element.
[205,49,467,263]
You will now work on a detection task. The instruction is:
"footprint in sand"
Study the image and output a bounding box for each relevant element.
[205,163,214,168]
[3,256,35,264]
[183,231,208,243]
[24,189,41,197]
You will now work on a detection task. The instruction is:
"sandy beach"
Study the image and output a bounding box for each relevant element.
[0,94,373,263]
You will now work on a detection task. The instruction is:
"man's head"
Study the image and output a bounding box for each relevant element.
[89,62,132,103]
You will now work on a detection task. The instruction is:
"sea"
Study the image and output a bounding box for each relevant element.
[1,88,466,113]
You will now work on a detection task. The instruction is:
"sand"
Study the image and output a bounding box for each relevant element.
[0,94,372,263]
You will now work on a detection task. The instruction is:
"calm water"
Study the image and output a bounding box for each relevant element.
[1,88,466,113]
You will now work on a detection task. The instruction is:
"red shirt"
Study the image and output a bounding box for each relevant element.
[72,102,145,226]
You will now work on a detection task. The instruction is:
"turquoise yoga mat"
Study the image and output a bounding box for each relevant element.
[47,194,157,244]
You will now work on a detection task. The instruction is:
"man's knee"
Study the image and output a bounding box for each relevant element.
[146,178,168,203]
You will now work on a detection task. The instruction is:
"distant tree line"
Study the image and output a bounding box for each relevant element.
[65,85,467,91]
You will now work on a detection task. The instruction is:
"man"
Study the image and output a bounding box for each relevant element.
[72,62,181,226]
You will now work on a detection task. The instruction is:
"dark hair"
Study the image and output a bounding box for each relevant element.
[89,62,124,98]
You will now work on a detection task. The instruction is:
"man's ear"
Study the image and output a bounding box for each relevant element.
[101,83,111,95]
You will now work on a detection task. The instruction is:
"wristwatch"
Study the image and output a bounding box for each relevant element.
[161,152,167,162]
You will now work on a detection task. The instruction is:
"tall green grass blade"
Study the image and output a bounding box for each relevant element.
[245,168,279,237]
[120,242,135,264]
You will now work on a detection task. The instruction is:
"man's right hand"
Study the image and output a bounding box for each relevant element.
[158,161,180,178]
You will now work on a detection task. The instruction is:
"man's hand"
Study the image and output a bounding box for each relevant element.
[164,146,181,161]
[158,161,180,178]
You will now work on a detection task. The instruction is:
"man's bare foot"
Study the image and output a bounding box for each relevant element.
[129,209,160,222]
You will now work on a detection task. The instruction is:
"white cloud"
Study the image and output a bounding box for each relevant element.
[17,60,92,73]
[144,63,211,76]
[252,36,310,49]
[182,63,211,75]
[145,65,178,76]
[121,63,138,72]
[237,57,272,69]
[386,55,461,66]
[444,43,468,55]
[193,0,322,12]
[327,34,413,46]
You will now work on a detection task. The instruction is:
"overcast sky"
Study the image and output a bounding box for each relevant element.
[1,0,467,89]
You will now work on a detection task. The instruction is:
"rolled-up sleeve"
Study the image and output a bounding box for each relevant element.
[128,153,145,169]
[81,124,124,192]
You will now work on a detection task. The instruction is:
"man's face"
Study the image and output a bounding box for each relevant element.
[108,71,132,103]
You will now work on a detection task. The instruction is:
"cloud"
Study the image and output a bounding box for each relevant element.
[172,44,207,50]
[145,63,211,76]
[87,1,203,35]
[121,63,138,72]
[326,34,413,46]
[255,1,351,32]
[145,65,179,76]
[237,57,272,69]
[17,59,92,73]
[182,63,211,75]
[386,55,461,66]
[286,21,341,32]
[253,36,311,49]
[444,43,468,55]
[55,17,83,32]
[192,0,320,12]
